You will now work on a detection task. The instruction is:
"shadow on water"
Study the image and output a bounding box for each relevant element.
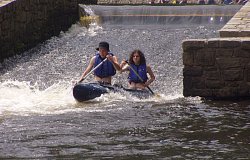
[0,5,249,159]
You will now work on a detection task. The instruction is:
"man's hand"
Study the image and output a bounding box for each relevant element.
[106,54,114,62]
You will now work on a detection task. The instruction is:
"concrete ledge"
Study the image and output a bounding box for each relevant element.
[0,0,14,7]
[219,2,250,37]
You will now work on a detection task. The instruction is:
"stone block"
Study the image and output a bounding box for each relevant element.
[225,81,241,87]
[234,49,250,58]
[238,31,250,37]
[16,10,27,23]
[234,12,248,18]
[0,11,3,23]
[182,39,206,51]
[207,39,219,48]
[183,76,192,90]
[219,31,239,38]
[204,70,220,80]
[1,19,10,31]
[206,80,224,89]
[194,49,215,66]
[227,18,244,24]
[246,68,250,82]
[219,39,241,48]
[216,58,241,69]
[192,89,212,97]
[183,51,194,66]
[215,48,233,57]
[183,66,203,76]
[204,66,218,71]
[237,87,249,97]
[222,70,243,81]
[217,88,239,98]
[192,77,205,89]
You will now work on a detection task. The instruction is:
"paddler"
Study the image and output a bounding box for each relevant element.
[78,41,121,85]
[120,49,155,90]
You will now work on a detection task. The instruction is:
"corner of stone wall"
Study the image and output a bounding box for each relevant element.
[183,2,250,99]
[183,37,250,99]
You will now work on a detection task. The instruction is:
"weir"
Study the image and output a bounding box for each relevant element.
[80,5,239,25]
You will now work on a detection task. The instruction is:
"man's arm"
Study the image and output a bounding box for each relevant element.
[79,56,95,82]
[106,54,121,71]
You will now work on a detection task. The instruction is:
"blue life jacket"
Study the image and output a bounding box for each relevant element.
[128,64,148,83]
[94,52,116,78]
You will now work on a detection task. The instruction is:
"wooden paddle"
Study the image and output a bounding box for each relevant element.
[125,60,155,95]
[78,58,108,83]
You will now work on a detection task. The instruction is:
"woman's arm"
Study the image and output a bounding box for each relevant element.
[119,59,129,72]
[145,65,155,86]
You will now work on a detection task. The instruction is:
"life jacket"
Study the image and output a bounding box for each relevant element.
[94,52,116,78]
[128,64,148,83]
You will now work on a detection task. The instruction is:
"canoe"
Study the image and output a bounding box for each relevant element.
[73,82,152,102]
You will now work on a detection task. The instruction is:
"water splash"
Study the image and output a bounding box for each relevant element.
[0,81,76,116]
[0,80,185,116]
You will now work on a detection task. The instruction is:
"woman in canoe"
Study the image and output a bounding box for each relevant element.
[78,41,121,84]
[120,49,155,90]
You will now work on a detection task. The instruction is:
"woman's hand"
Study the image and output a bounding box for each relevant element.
[121,59,127,66]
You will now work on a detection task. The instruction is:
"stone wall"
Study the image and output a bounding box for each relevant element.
[183,38,250,99]
[183,2,250,99]
[0,0,96,62]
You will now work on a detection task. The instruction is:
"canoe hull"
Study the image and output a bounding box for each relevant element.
[73,83,109,102]
[73,83,152,102]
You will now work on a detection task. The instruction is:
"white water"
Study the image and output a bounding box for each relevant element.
[0,81,76,115]
[0,80,184,116]
[0,6,208,116]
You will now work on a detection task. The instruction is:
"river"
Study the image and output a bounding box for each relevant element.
[0,5,249,159]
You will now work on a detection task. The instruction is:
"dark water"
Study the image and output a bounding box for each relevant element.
[0,5,249,159]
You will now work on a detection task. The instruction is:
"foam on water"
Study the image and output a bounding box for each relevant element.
[0,81,77,116]
[0,80,185,116]
[0,5,211,116]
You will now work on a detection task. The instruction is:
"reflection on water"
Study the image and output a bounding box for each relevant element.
[0,5,249,159]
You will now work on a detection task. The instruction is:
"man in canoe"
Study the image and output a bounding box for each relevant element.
[120,49,155,90]
[78,41,121,84]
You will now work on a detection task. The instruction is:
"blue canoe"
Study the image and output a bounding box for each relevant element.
[73,82,152,102]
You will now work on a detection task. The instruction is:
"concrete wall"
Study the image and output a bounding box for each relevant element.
[219,3,250,37]
[97,0,222,4]
[183,2,250,99]
[0,0,97,62]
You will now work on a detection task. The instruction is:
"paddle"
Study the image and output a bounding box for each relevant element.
[78,58,108,84]
[125,60,155,95]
